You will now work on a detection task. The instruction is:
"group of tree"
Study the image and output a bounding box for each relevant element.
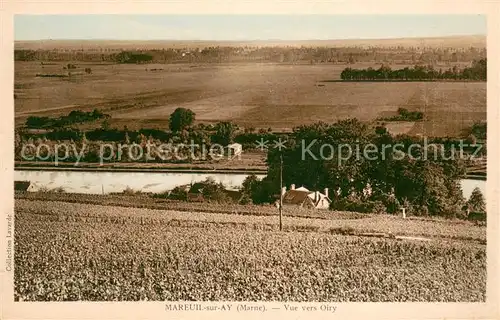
[115,52,154,64]
[25,109,109,129]
[467,121,487,141]
[156,177,233,203]
[379,108,424,121]
[168,108,239,146]
[466,187,486,214]
[340,60,487,81]
[239,118,483,219]
[168,108,196,132]
[20,106,262,148]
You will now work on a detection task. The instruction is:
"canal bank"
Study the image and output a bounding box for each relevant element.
[14,168,486,200]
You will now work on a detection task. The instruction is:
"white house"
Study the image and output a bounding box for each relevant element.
[279,184,331,210]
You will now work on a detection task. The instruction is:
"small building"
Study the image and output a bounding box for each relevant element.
[14,180,31,191]
[279,184,331,210]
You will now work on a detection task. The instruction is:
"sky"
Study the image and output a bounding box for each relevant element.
[14,15,486,41]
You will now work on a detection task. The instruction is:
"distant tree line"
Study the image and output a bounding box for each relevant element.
[25,109,109,129]
[379,108,424,122]
[20,107,484,156]
[14,46,486,65]
[115,52,154,64]
[19,120,281,150]
[340,59,487,81]
[35,74,68,78]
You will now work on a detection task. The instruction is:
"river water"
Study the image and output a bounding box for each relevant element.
[14,170,486,200]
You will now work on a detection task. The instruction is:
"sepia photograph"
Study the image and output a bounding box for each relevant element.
[1,5,498,319]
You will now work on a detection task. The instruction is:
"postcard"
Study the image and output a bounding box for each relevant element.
[1,2,498,320]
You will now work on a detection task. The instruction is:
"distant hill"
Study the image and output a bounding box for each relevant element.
[15,35,486,51]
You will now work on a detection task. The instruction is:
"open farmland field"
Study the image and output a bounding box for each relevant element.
[15,61,486,137]
[15,199,486,301]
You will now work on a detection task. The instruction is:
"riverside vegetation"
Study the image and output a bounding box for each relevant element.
[16,110,487,219]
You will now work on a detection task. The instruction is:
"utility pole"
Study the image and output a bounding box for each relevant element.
[279,153,283,231]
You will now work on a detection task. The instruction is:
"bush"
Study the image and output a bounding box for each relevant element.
[441,203,465,219]
[371,201,387,214]
[468,211,486,221]
[151,190,171,199]
[37,186,50,193]
[329,226,356,235]
[51,186,66,193]
[188,178,234,204]
[372,192,400,214]
[413,205,429,216]
[239,194,252,205]
[467,187,486,213]
[26,116,53,128]
[138,128,172,141]
[168,186,188,201]
[123,186,139,195]
[46,129,81,141]
[330,198,387,214]
[169,108,195,132]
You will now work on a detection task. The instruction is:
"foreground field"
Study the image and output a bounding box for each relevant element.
[15,62,486,136]
[15,199,486,301]
[15,196,487,242]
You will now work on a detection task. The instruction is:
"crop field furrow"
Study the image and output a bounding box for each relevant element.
[14,199,487,242]
[15,208,486,302]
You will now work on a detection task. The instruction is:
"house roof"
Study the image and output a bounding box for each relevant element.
[295,186,310,192]
[283,188,332,207]
[14,180,31,191]
[282,190,311,205]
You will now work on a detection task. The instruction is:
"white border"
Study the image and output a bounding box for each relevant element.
[1,2,499,319]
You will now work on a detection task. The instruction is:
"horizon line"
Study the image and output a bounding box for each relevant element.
[15,34,487,42]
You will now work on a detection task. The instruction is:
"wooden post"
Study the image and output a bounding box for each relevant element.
[279,153,283,231]
[401,207,406,219]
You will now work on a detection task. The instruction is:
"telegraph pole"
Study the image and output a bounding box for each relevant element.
[279,153,283,231]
